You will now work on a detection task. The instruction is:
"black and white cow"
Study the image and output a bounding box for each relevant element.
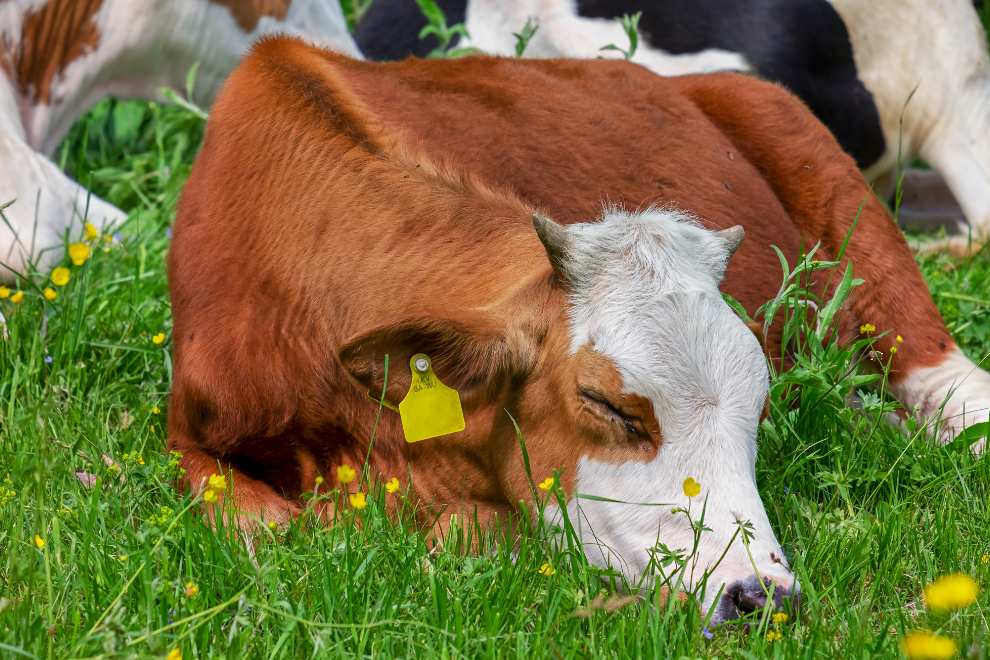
[356,0,990,245]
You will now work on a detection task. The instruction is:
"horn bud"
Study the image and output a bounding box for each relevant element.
[532,213,572,277]
[717,225,745,256]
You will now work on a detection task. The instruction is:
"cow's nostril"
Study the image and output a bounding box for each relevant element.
[732,582,769,613]
[716,575,794,623]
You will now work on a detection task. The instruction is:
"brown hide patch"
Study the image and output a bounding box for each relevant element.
[210,0,292,33]
[573,345,663,454]
[12,0,103,104]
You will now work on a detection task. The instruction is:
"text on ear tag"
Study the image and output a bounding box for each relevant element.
[398,353,465,443]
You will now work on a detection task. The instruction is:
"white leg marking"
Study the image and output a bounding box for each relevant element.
[894,347,990,452]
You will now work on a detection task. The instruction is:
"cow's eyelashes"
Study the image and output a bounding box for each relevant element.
[579,388,643,435]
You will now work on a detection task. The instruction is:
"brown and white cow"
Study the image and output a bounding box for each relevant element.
[0,0,357,281]
[168,38,990,623]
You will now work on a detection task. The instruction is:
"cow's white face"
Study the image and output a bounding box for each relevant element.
[537,208,794,622]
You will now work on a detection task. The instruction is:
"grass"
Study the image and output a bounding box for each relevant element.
[3,7,990,659]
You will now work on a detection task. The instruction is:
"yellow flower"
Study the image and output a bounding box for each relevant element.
[152,332,166,345]
[10,290,23,304]
[68,242,91,266]
[51,267,70,287]
[34,534,46,550]
[538,476,555,491]
[202,489,218,504]
[207,474,226,492]
[349,491,367,510]
[314,475,324,486]
[151,406,160,415]
[772,612,789,625]
[0,286,9,299]
[765,629,782,642]
[84,222,99,241]
[682,477,701,498]
[890,346,898,354]
[981,554,989,565]
[860,323,876,335]
[337,464,356,484]
[118,554,128,562]
[184,582,199,598]
[43,288,57,301]
[166,648,182,660]
[267,520,277,531]
[385,477,400,494]
[924,573,979,612]
[896,335,904,343]
[538,562,555,576]
[902,631,957,660]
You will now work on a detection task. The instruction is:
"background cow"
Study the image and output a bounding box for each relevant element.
[356,0,990,245]
[0,0,359,282]
[169,39,990,624]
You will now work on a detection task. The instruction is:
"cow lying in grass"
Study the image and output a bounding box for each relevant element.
[168,38,990,623]
[0,0,357,282]
[357,0,990,243]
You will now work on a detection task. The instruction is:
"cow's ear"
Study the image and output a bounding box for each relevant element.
[709,225,745,282]
[338,313,531,406]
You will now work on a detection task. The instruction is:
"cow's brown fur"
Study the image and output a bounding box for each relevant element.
[314,49,952,372]
[208,0,292,32]
[169,38,956,530]
[9,0,104,104]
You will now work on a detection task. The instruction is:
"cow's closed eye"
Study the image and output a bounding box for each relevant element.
[579,388,646,438]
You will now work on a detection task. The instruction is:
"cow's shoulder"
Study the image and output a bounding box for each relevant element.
[222,37,377,144]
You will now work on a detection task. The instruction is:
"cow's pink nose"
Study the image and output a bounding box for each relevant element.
[713,575,798,624]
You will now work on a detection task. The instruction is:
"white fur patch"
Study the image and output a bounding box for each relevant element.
[464,0,751,76]
[0,130,125,276]
[545,208,793,614]
[893,346,990,452]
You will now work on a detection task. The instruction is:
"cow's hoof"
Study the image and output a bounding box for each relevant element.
[931,405,990,455]
[910,234,985,258]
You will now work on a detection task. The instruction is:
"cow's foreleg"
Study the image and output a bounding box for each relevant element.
[170,436,302,530]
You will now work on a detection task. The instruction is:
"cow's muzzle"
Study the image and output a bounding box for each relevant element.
[712,574,800,625]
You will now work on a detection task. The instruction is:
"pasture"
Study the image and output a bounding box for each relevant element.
[2,3,990,657]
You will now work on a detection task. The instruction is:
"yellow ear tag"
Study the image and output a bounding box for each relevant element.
[398,353,465,443]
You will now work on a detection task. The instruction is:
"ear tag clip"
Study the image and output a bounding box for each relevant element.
[398,353,465,443]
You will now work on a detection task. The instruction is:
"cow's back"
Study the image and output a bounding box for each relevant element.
[311,53,804,312]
